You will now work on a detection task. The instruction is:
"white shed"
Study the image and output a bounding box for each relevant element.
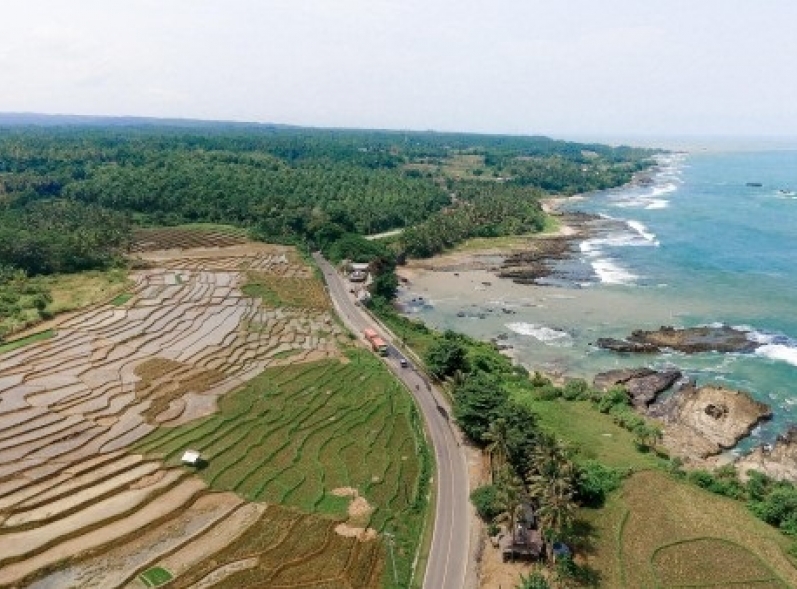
[181,449,201,466]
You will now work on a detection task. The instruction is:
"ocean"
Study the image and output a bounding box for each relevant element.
[398,141,797,446]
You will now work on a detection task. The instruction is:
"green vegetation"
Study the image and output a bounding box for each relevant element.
[134,350,430,589]
[0,125,655,290]
[375,304,797,587]
[0,329,55,354]
[584,470,797,588]
[0,264,130,339]
[0,200,131,276]
[139,566,173,587]
[110,292,133,306]
[242,272,330,310]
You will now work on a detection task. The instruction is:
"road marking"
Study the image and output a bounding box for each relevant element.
[314,253,468,589]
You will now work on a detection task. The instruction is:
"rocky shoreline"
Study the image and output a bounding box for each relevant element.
[398,197,797,481]
[597,325,761,354]
[497,212,599,284]
[594,366,774,465]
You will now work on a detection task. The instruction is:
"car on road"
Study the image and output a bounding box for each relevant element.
[399,358,408,367]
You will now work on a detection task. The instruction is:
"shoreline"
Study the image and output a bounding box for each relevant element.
[395,158,797,475]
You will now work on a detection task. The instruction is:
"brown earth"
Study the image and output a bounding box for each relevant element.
[0,235,350,587]
[650,383,772,461]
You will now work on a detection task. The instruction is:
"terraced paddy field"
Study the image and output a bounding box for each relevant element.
[0,233,425,588]
[130,225,249,253]
[583,470,797,588]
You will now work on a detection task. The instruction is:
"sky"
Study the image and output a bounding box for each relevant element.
[1,0,796,138]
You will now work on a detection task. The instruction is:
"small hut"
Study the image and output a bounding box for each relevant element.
[181,449,202,467]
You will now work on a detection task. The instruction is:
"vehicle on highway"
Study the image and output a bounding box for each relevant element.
[363,328,389,356]
[400,358,408,367]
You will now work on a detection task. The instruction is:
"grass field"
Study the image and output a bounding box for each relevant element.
[0,268,130,336]
[0,329,55,354]
[512,395,662,470]
[243,271,330,310]
[139,566,173,587]
[581,470,797,588]
[135,350,429,588]
[110,292,133,306]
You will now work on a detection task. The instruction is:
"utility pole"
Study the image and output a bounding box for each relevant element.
[384,530,398,585]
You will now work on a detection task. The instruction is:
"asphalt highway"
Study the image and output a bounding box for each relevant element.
[313,253,470,589]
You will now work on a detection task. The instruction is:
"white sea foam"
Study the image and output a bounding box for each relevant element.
[626,220,659,245]
[506,322,573,347]
[734,325,797,368]
[756,344,797,368]
[591,258,639,285]
[580,224,658,257]
[649,183,678,198]
[611,181,678,210]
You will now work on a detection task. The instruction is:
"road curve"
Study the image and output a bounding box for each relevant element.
[313,253,470,589]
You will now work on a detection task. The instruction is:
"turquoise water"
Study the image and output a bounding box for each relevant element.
[400,143,797,444]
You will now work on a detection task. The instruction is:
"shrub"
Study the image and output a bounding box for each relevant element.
[516,571,550,589]
[688,469,718,490]
[562,378,589,400]
[788,541,797,559]
[530,370,551,387]
[597,386,628,413]
[575,460,627,507]
[512,364,529,377]
[536,384,561,401]
[470,484,501,521]
[749,486,797,531]
[745,469,775,501]
[689,468,744,499]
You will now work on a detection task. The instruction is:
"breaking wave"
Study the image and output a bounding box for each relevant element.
[506,322,573,347]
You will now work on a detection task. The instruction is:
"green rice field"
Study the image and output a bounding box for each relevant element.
[135,349,430,588]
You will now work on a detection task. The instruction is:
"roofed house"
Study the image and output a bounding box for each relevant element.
[181,449,202,467]
[500,502,543,562]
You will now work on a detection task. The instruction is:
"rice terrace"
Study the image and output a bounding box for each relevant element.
[0,226,428,588]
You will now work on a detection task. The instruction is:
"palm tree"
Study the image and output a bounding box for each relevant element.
[483,417,509,482]
[527,434,578,561]
[634,422,663,453]
[493,465,525,557]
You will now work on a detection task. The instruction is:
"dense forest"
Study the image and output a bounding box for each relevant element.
[0,122,657,281]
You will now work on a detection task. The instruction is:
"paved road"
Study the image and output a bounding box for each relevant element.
[313,253,470,589]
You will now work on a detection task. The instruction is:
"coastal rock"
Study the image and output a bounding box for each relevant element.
[599,325,760,354]
[593,368,682,407]
[652,383,772,459]
[593,367,656,391]
[625,371,682,408]
[630,325,760,353]
[595,338,659,353]
[498,235,579,284]
[735,426,797,483]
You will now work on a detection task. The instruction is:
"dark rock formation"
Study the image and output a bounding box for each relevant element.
[595,338,660,353]
[593,367,682,408]
[498,235,577,284]
[625,371,682,408]
[598,325,760,354]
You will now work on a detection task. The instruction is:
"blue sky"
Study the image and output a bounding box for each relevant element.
[1,0,796,137]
